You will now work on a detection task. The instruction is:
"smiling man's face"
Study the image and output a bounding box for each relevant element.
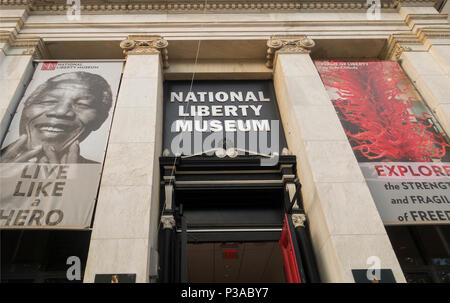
[22,81,100,152]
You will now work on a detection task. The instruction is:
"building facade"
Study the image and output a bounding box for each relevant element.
[1,0,450,283]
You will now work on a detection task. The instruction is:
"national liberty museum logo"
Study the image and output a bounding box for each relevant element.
[163,81,287,166]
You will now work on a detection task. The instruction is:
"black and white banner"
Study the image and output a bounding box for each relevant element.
[0,61,122,229]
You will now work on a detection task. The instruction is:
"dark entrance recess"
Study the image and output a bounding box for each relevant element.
[386,225,450,283]
[180,187,285,283]
[158,155,321,283]
[1,230,91,283]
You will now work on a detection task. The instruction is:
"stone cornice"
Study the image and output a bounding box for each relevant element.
[266,35,315,68]
[417,27,450,39]
[405,13,449,32]
[0,0,403,13]
[0,15,26,43]
[405,14,449,23]
[398,0,442,7]
[1,0,442,13]
[120,35,169,68]
[0,17,25,31]
[417,27,450,47]
[404,12,450,48]
[0,31,14,44]
[13,37,47,57]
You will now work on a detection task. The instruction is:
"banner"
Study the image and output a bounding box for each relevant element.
[163,80,287,166]
[315,61,450,225]
[0,61,122,229]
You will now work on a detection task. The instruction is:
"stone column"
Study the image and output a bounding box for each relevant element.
[83,36,168,283]
[269,36,405,283]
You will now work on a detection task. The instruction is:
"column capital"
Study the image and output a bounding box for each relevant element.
[266,35,315,68]
[0,32,49,59]
[161,215,176,229]
[292,214,306,228]
[120,35,169,68]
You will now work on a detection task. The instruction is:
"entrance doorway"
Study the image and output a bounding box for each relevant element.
[177,187,290,283]
[187,241,285,283]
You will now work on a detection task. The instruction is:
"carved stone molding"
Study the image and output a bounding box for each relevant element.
[388,42,414,61]
[14,37,47,57]
[399,0,443,7]
[416,27,450,47]
[2,0,442,14]
[266,35,315,68]
[120,35,169,68]
[405,13,449,26]
[417,28,450,40]
[160,215,176,229]
[0,0,401,13]
[403,13,450,49]
[292,214,306,228]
